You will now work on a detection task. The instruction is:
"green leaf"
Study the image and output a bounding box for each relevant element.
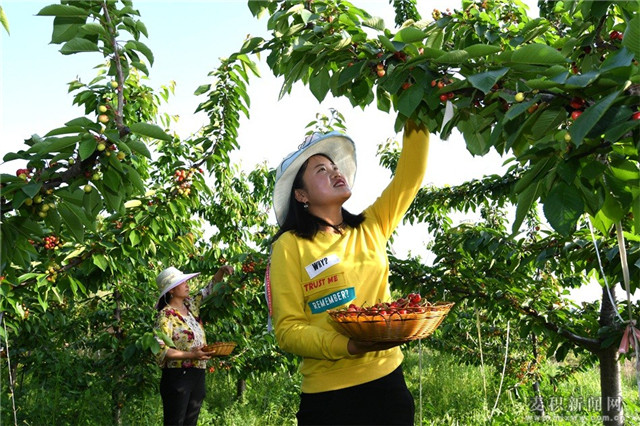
[514,157,553,193]
[600,191,626,223]
[512,181,540,234]
[511,43,568,65]
[60,38,100,55]
[51,16,85,43]
[44,126,84,137]
[65,117,95,127]
[309,68,330,102]
[21,183,42,199]
[464,44,501,58]
[129,122,172,141]
[604,119,640,142]
[396,83,424,118]
[78,137,97,161]
[58,203,85,242]
[363,16,385,31]
[543,182,584,236]
[80,22,108,37]
[622,15,640,58]
[568,90,621,146]
[122,167,144,195]
[433,50,469,64]
[531,109,566,140]
[610,159,640,182]
[467,68,509,94]
[124,40,154,66]
[92,253,108,271]
[564,71,600,88]
[600,47,635,73]
[127,139,152,159]
[378,35,397,52]
[129,230,140,246]
[194,84,210,96]
[37,4,89,17]
[393,26,426,43]
[0,5,10,35]
[28,135,81,154]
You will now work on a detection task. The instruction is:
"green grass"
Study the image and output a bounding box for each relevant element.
[3,347,638,425]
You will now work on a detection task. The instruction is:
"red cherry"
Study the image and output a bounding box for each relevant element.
[439,94,448,102]
[569,97,585,110]
[571,110,583,120]
[632,112,640,120]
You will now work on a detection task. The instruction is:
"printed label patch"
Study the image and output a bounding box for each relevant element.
[308,287,355,314]
[305,254,340,279]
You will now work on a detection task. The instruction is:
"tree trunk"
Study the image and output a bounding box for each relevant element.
[236,378,247,399]
[599,285,623,426]
[530,333,545,417]
[111,288,124,426]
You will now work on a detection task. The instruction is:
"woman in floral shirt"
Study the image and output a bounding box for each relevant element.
[154,265,233,426]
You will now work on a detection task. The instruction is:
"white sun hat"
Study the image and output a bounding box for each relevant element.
[273,131,356,226]
[155,266,200,308]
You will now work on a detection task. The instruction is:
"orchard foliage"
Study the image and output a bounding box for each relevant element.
[245,0,639,237]
[0,1,280,422]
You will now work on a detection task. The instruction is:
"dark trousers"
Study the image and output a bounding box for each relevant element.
[160,368,206,426]
[296,365,415,426]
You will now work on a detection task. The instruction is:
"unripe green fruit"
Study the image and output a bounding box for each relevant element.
[564,132,572,142]
[514,92,525,102]
[41,204,50,212]
[83,185,93,193]
[98,105,108,113]
[38,211,48,218]
[110,80,118,88]
[33,195,43,204]
[98,115,109,124]
[24,198,33,206]
[92,173,101,181]
[97,143,106,151]
[117,152,126,161]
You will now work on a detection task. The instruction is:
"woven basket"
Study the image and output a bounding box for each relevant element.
[327,302,454,342]
[202,341,236,357]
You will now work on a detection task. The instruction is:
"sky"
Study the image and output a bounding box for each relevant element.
[0,0,611,303]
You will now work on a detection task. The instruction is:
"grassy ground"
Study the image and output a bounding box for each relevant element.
[4,347,638,425]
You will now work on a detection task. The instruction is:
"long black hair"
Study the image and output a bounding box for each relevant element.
[156,293,171,311]
[272,154,364,242]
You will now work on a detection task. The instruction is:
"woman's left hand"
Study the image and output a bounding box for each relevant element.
[213,265,234,283]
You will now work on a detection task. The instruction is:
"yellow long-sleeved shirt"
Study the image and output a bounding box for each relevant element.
[269,122,429,393]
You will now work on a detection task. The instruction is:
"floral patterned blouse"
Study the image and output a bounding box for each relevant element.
[154,281,214,369]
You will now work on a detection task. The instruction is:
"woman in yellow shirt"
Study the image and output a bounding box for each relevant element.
[267,121,430,425]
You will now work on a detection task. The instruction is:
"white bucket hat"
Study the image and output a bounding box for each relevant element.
[273,131,356,226]
[155,266,200,308]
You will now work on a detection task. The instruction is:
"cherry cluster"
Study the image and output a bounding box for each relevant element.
[46,265,59,283]
[569,97,585,121]
[43,235,62,250]
[341,293,429,317]
[173,168,200,197]
[241,261,256,274]
[609,30,623,41]
[432,79,455,103]
[16,168,32,180]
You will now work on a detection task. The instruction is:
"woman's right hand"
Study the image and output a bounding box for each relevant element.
[191,346,212,360]
[347,339,403,355]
